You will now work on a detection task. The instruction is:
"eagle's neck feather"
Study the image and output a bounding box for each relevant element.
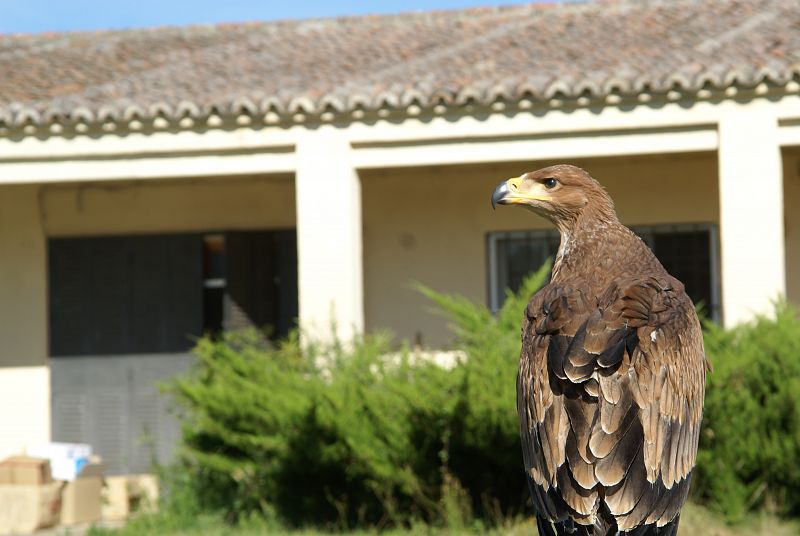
[551,210,656,284]
[553,229,574,275]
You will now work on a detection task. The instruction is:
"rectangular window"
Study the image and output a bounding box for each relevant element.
[49,234,204,356]
[49,230,298,357]
[487,224,720,321]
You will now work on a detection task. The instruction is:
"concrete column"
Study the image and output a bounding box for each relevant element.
[295,130,364,340]
[718,112,785,325]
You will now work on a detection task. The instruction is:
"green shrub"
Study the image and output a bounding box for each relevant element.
[167,263,551,529]
[170,330,462,528]
[167,263,800,528]
[414,259,552,520]
[693,302,800,521]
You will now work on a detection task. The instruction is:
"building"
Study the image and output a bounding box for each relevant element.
[0,0,798,472]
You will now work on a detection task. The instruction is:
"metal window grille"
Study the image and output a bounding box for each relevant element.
[487,223,720,322]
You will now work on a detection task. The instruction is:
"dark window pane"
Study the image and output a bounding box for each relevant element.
[489,225,718,320]
[491,231,559,309]
[650,230,713,316]
[49,234,204,356]
[50,230,300,355]
[203,286,225,334]
[203,234,226,281]
[224,230,298,339]
[202,235,226,334]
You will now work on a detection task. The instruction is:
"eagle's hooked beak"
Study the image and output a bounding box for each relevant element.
[491,175,550,209]
[491,176,521,209]
[491,181,510,210]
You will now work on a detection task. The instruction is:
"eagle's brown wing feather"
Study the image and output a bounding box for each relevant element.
[518,275,705,531]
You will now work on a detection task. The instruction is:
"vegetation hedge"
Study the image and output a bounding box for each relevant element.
[694,303,800,520]
[167,263,800,527]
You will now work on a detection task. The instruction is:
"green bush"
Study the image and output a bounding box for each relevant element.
[167,264,800,528]
[171,330,451,528]
[167,263,550,530]
[413,259,552,521]
[693,302,800,521]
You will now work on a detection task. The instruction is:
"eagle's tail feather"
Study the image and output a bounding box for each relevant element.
[535,517,592,535]
[536,515,557,536]
[623,516,681,536]
[620,516,682,536]
[535,515,680,535]
[593,509,616,535]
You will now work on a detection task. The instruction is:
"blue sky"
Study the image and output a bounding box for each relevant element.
[0,0,543,34]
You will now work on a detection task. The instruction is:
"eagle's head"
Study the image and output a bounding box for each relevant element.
[491,164,616,228]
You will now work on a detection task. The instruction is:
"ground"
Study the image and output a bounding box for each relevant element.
[31,503,798,536]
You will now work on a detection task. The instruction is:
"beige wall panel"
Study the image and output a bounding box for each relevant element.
[0,184,47,366]
[784,149,800,305]
[0,184,51,453]
[0,366,51,458]
[41,175,296,237]
[0,365,50,459]
[362,153,718,347]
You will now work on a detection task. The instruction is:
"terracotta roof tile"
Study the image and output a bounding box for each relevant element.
[0,0,798,132]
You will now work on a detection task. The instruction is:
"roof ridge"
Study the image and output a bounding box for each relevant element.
[0,0,751,41]
[0,3,552,40]
[0,0,797,137]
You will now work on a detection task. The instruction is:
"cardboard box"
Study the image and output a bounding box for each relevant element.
[77,456,105,478]
[27,443,92,481]
[60,458,105,525]
[102,474,159,521]
[128,474,159,512]
[0,456,52,485]
[0,482,61,533]
[102,476,130,521]
[0,465,11,485]
[61,477,103,525]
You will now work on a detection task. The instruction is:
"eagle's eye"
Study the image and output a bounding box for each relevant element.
[543,178,558,189]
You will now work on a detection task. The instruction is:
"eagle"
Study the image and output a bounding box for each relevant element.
[491,165,707,536]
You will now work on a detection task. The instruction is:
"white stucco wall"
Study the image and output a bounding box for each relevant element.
[0,185,50,457]
[40,174,296,236]
[0,176,298,458]
[362,153,719,347]
[0,93,796,462]
[0,367,51,458]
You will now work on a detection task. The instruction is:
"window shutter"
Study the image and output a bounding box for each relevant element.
[49,234,203,356]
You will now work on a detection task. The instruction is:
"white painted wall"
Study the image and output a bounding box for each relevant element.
[0,92,796,464]
[0,185,50,456]
[0,367,51,458]
[40,175,295,237]
[362,153,720,346]
[718,111,786,325]
[0,96,796,340]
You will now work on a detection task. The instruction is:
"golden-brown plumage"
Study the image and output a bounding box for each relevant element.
[491,165,707,536]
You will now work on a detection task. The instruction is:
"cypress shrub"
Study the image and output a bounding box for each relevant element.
[169,267,800,527]
[692,302,800,521]
[414,259,552,520]
[171,330,465,528]
[168,263,551,528]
